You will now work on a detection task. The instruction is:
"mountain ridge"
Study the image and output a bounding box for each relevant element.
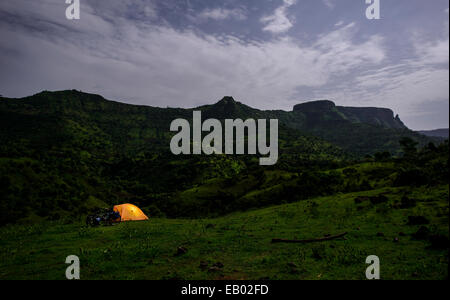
[1,91,406,129]
[293,100,406,129]
[0,90,446,224]
[200,96,407,130]
[0,90,434,156]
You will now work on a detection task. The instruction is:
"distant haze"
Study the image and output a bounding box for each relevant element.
[0,0,448,130]
[419,128,449,138]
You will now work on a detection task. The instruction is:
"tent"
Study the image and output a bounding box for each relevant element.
[113,203,149,222]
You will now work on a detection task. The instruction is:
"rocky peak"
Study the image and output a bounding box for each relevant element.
[293,99,406,129]
[218,96,236,104]
[293,100,336,113]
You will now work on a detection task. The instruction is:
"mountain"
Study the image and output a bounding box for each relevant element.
[283,99,432,155]
[0,90,347,223]
[0,91,430,157]
[199,97,406,129]
[0,91,345,160]
[199,97,430,156]
[0,90,443,224]
[419,128,449,138]
[293,100,406,129]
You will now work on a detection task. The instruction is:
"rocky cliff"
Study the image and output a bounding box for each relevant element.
[293,100,406,129]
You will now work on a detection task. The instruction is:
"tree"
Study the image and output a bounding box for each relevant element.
[399,137,418,158]
[374,151,391,162]
[427,142,437,152]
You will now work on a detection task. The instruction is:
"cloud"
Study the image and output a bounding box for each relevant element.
[0,0,447,130]
[308,27,449,129]
[297,6,449,129]
[198,8,247,21]
[414,39,449,65]
[412,7,449,65]
[323,0,335,10]
[0,0,385,111]
[260,0,297,34]
[143,3,158,20]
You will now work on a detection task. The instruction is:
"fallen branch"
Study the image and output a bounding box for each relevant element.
[271,232,348,244]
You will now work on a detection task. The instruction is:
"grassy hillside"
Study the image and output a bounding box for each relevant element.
[0,90,448,280]
[1,184,447,280]
[0,90,440,224]
[0,90,347,224]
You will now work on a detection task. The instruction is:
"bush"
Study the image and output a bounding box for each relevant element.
[374,151,391,162]
[394,168,428,187]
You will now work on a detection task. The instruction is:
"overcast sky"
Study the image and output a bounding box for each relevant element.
[0,0,448,130]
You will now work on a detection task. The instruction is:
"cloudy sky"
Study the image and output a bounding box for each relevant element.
[0,0,448,130]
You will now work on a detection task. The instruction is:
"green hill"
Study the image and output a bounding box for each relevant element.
[193,96,431,156]
[0,90,448,280]
[0,90,346,224]
[0,90,431,157]
[0,184,447,280]
[0,90,444,224]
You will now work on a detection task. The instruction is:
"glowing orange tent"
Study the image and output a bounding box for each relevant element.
[113,204,149,222]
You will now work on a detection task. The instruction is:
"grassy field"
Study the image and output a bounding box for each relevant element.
[0,185,448,280]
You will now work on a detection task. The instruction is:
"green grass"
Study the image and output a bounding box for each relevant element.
[0,185,448,280]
